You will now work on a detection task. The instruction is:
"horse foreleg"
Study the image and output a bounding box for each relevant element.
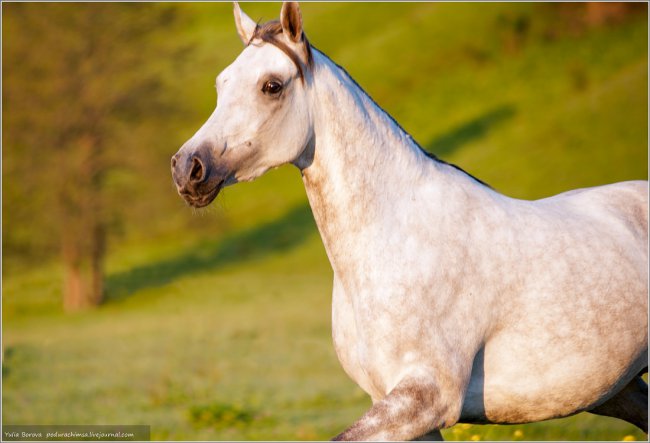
[332,375,458,441]
[589,375,648,433]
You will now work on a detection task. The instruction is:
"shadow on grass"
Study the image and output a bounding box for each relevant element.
[425,104,516,158]
[105,202,316,302]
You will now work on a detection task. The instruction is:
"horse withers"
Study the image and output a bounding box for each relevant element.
[171,3,648,440]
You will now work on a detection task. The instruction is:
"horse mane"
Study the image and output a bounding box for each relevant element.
[313,49,492,189]
[249,20,314,82]
[250,22,490,189]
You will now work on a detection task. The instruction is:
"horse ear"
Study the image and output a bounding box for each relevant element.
[280,2,303,43]
[233,2,257,45]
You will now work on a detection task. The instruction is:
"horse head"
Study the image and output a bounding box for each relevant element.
[171,2,314,208]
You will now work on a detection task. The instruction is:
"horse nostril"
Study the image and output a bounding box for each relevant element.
[189,156,205,183]
[171,154,178,169]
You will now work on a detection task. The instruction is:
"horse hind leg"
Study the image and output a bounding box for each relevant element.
[589,374,648,433]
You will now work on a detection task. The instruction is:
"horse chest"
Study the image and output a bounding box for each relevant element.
[331,277,388,400]
[330,271,461,402]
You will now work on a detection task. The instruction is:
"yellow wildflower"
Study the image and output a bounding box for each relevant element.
[513,429,524,438]
[622,436,636,442]
[470,435,481,441]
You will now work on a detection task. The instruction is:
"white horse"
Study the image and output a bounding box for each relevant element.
[172,3,648,440]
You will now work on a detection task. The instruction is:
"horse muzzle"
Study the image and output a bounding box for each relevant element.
[171,147,226,208]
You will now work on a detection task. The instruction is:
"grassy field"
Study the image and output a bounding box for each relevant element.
[3,3,648,441]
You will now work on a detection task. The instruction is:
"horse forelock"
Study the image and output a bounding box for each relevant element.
[248,20,314,82]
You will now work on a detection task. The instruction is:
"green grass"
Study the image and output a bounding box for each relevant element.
[3,3,648,441]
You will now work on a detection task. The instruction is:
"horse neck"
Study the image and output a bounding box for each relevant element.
[303,50,428,179]
[299,49,443,266]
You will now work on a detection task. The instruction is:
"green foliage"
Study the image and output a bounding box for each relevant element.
[188,402,259,430]
[2,3,200,272]
[2,2,648,441]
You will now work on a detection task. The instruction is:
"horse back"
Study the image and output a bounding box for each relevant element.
[544,180,648,249]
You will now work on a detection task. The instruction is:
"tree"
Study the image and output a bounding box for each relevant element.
[3,3,189,310]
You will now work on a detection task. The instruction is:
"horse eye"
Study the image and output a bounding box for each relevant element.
[262,80,283,95]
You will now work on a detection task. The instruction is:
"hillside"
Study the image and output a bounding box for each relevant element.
[2,3,647,441]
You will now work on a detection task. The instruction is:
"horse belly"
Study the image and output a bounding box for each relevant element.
[461,319,648,424]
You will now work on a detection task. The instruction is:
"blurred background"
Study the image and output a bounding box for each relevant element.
[2,2,647,441]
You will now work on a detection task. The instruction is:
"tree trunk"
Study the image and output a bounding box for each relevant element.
[61,133,105,312]
[90,223,105,306]
[62,223,104,312]
[63,260,86,312]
